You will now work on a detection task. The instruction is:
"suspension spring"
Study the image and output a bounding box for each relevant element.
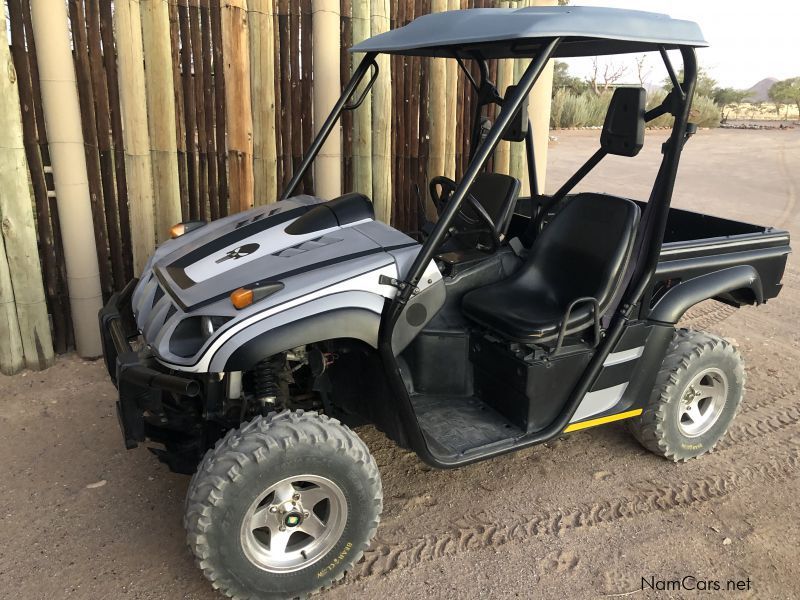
[253,356,282,406]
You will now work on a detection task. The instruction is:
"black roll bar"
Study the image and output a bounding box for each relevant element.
[394,38,561,305]
[279,52,378,201]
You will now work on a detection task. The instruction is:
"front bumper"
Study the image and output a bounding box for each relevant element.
[99,279,200,449]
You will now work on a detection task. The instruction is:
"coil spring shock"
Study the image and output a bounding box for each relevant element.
[253,355,282,407]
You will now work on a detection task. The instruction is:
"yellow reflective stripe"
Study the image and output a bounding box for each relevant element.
[563,408,643,433]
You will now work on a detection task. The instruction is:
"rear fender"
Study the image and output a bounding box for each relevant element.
[648,265,763,324]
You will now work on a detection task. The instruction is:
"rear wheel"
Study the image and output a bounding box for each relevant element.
[627,329,745,461]
[185,410,382,599]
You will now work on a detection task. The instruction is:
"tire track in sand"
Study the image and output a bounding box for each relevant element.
[352,400,800,580]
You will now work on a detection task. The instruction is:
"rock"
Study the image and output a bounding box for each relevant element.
[86,480,107,489]
[593,470,612,481]
[723,537,732,545]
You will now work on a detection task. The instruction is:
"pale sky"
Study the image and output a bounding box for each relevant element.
[562,0,800,89]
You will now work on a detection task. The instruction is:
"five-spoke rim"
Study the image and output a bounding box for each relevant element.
[240,474,347,573]
[677,367,728,437]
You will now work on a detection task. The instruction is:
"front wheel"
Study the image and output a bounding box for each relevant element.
[627,329,745,461]
[185,410,382,599]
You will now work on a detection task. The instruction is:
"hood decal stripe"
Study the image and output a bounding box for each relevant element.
[157,241,418,312]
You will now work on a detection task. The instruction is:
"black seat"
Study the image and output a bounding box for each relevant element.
[462,194,640,343]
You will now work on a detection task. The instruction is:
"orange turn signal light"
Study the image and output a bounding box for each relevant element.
[169,223,187,239]
[230,287,254,310]
[169,220,206,239]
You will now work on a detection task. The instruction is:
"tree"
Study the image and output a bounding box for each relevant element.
[552,60,588,95]
[769,78,800,117]
[663,67,717,98]
[589,57,627,95]
[712,87,751,122]
[634,55,651,86]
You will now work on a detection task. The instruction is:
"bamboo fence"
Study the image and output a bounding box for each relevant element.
[2,0,549,372]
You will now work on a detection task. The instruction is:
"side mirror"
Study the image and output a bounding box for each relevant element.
[501,85,529,142]
[601,87,646,157]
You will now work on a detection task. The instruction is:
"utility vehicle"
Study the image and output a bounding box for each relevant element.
[100,6,789,599]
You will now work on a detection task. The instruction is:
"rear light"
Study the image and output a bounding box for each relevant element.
[229,282,285,310]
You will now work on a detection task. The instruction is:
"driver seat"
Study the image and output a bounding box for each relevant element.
[462,193,640,343]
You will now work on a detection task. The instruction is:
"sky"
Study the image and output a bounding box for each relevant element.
[561,0,800,90]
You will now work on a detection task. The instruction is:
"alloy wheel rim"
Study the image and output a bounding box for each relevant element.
[676,367,729,437]
[240,474,348,573]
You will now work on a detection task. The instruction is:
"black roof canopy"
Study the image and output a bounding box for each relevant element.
[350,6,708,58]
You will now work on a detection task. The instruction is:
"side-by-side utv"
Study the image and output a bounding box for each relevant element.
[99,6,789,599]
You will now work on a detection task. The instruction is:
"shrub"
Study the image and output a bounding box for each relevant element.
[550,89,611,128]
[551,89,721,129]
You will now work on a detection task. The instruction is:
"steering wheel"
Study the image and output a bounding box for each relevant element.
[429,176,500,252]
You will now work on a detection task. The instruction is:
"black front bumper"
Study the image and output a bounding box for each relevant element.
[99,279,200,449]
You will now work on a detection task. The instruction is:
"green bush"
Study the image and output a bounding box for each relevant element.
[550,89,611,128]
[551,89,721,129]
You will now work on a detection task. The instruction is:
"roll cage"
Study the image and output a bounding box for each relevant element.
[274,8,703,467]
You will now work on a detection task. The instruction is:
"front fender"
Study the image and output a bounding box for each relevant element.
[649,265,764,324]
[207,291,384,372]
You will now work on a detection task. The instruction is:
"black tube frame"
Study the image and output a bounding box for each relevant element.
[274,40,698,468]
[379,45,698,468]
[279,52,378,200]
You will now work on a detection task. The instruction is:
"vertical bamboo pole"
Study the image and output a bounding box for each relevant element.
[221,0,255,212]
[0,38,54,372]
[178,0,199,217]
[190,0,209,219]
[443,0,459,180]
[86,0,126,289]
[115,0,157,273]
[426,0,447,213]
[249,0,278,205]
[389,0,405,228]
[67,0,114,299]
[288,3,303,191]
[7,0,67,353]
[0,243,24,374]
[200,0,220,219]
[210,1,229,216]
[29,0,103,357]
[350,0,371,196]
[99,1,134,281]
[493,1,512,175]
[169,0,190,218]
[508,52,526,183]
[523,0,555,194]
[370,0,391,221]
[310,0,341,200]
[300,0,314,193]
[141,0,183,238]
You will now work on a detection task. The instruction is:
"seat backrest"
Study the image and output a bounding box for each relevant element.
[518,193,640,310]
[461,172,521,237]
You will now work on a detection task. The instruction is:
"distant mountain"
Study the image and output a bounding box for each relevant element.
[746,77,778,102]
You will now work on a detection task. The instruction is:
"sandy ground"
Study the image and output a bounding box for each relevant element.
[1,127,799,599]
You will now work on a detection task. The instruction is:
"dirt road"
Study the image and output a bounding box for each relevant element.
[2,128,799,599]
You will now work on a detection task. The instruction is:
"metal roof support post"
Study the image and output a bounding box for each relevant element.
[29,0,104,357]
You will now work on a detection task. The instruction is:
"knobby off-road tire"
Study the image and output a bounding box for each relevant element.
[627,328,745,462]
[185,410,382,600]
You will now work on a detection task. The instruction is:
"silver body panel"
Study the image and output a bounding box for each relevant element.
[131,196,443,373]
